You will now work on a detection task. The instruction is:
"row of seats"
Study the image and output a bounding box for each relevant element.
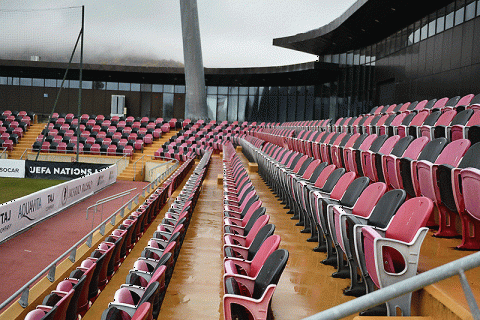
[23,157,197,320]
[254,116,480,250]
[101,152,211,320]
[153,120,257,161]
[0,110,34,150]
[240,135,435,316]
[222,142,289,320]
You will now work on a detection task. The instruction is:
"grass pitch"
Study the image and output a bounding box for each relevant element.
[0,178,64,204]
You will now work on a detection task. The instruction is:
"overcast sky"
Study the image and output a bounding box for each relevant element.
[0,0,357,68]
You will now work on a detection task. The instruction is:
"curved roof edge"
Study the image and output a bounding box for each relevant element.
[273,0,452,55]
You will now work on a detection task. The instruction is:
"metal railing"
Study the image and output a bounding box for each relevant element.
[19,148,29,160]
[86,187,137,229]
[0,147,7,159]
[303,251,480,320]
[141,159,178,197]
[132,155,146,181]
[0,190,141,312]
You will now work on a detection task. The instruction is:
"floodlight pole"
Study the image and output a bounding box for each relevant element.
[76,5,84,162]
[179,0,208,120]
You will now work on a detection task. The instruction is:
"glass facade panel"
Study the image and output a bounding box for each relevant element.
[0,77,7,85]
[45,79,56,87]
[414,21,421,43]
[57,79,68,88]
[131,83,140,91]
[455,1,466,25]
[239,87,248,95]
[207,86,217,94]
[227,94,238,121]
[229,86,238,95]
[20,78,32,86]
[477,0,480,15]
[428,12,437,37]
[106,82,118,90]
[420,18,428,40]
[217,95,227,121]
[218,86,228,95]
[445,3,455,29]
[152,84,163,92]
[82,81,92,89]
[466,1,476,20]
[238,95,247,122]
[206,95,217,120]
[163,85,174,93]
[119,82,130,91]
[33,78,44,87]
[70,80,80,89]
[174,85,185,93]
[162,93,174,118]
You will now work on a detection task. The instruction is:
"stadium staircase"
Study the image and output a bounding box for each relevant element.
[116,130,178,181]
[9,123,45,159]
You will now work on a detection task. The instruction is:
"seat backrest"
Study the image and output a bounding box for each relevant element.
[423,99,438,110]
[382,114,397,126]
[320,168,345,193]
[433,139,471,166]
[351,134,368,149]
[368,135,388,153]
[450,109,473,126]
[434,109,456,126]
[458,142,480,169]
[407,100,421,111]
[249,235,282,278]
[138,281,160,306]
[402,136,430,159]
[417,137,447,162]
[296,157,314,176]
[461,168,480,220]
[351,182,387,218]
[242,207,266,236]
[247,224,276,260]
[288,153,304,170]
[245,215,271,248]
[339,177,370,207]
[432,97,449,110]
[367,189,407,228]
[410,111,429,126]
[252,249,289,299]
[400,112,416,126]
[328,171,357,201]
[378,135,401,155]
[422,110,441,126]
[445,96,461,108]
[132,302,153,320]
[313,164,336,188]
[307,162,328,183]
[385,197,434,242]
[390,113,407,127]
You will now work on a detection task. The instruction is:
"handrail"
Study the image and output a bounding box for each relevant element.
[132,155,146,181]
[302,251,480,320]
[0,147,7,159]
[86,187,137,229]
[141,159,179,198]
[0,190,141,311]
[19,148,29,160]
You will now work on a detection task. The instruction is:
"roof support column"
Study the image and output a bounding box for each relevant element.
[179,0,208,120]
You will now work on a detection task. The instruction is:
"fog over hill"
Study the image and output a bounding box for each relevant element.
[1,47,184,68]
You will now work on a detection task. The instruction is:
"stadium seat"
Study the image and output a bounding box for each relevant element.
[359,197,434,316]
[223,249,289,320]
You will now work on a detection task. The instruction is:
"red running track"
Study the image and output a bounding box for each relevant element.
[0,180,148,305]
